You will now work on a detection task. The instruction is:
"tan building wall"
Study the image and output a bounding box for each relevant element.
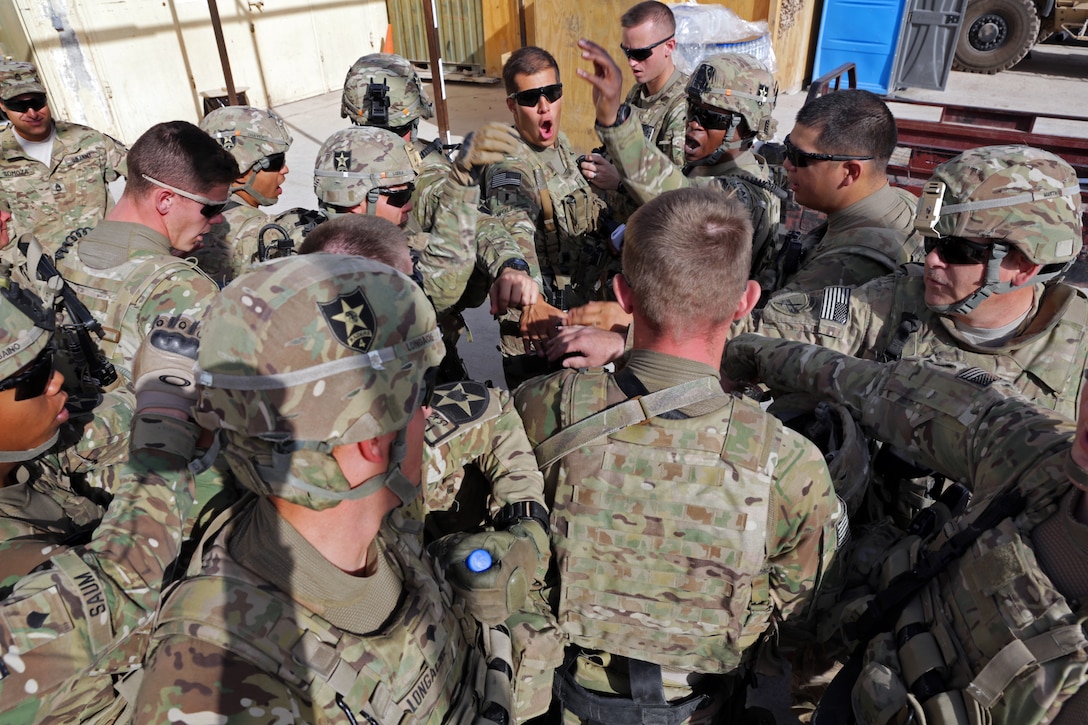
[0,0,389,143]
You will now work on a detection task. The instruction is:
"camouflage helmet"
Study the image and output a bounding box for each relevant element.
[0,275,52,384]
[914,144,1082,266]
[194,254,444,510]
[685,53,778,142]
[313,126,420,211]
[200,106,293,173]
[0,60,46,101]
[341,53,434,130]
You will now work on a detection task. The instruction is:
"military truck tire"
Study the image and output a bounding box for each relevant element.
[953,0,1041,74]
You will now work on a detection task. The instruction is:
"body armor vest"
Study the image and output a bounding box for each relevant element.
[855,505,1088,724]
[60,246,199,379]
[151,510,503,724]
[547,372,779,674]
[688,153,782,269]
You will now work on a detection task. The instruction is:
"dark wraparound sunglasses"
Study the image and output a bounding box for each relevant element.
[783,135,874,168]
[620,34,674,62]
[256,152,287,172]
[4,94,47,113]
[141,174,229,218]
[687,105,736,131]
[508,83,563,107]
[377,183,415,208]
[923,236,999,265]
[0,347,54,401]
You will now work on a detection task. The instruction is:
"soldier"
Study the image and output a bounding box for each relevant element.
[55,121,237,381]
[734,145,1087,523]
[513,188,840,723]
[133,254,528,723]
[0,314,206,723]
[724,335,1088,725]
[754,90,920,299]
[577,40,783,268]
[0,60,127,255]
[193,105,293,284]
[579,1,689,217]
[477,46,613,387]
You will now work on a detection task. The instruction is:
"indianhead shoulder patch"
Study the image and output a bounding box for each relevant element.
[319,288,376,352]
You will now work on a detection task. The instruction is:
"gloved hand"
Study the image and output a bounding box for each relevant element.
[431,519,549,625]
[450,122,521,185]
[133,315,201,418]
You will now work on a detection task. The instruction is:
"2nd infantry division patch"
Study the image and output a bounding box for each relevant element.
[319,288,376,352]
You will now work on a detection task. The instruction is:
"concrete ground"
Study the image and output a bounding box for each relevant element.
[260,42,1088,724]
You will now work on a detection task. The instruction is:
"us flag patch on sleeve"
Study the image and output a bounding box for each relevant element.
[819,287,851,325]
[490,170,523,190]
[956,367,998,387]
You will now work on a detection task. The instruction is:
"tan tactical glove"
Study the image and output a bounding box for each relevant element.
[450,122,521,186]
[131,315,201,458]
[431,518,549,625]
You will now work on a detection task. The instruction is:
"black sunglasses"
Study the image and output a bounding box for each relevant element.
[378,184,415,208]
[4,94,47,113]
[620,34,674,62]
[257,151,287,173]
[0,346,54,401]
[141,174,229,218]
[783,135,874,168]
[687,104,735,131]
[508,83,563,107]
[923,236,997,265]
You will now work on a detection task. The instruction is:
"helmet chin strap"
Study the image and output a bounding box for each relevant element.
[233,167,279,207]
[927,243,1037,316]
[365,187,381,216]
[685,116,751,169]
[0,430,59,463]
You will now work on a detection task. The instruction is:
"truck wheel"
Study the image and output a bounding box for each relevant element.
[953,0,1041,74]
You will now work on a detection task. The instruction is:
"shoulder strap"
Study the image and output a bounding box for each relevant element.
[533,376,730,468]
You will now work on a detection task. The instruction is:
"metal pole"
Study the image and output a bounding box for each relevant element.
[206,0,238,106]
[422,0,450,142]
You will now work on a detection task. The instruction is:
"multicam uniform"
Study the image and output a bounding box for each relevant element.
[190,194,271,284]
[481,130,609,360]
[513,350,839,723]
[626,68,689,167]
[754,184,920,299]
[0,121,127,256]
[57,221,219,381]
[725,336,1088,725]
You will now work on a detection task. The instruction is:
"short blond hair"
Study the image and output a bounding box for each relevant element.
[622,188,752,334]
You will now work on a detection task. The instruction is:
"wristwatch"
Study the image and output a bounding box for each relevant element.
[495,500,550,532]
[597,103,631,129]
[498,257,531,275]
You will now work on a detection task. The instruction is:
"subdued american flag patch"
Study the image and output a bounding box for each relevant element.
[819,287,851,324]
[490,171,522,190]
[956,367,998,387]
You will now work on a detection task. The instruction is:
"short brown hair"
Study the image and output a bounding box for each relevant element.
[502,47,560,95]
[621,1,675,32]
[299,214,412,273]
[125,121,238,198]
[622,188,752,335]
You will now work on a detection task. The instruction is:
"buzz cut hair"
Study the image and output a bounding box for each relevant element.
[125,121,239,198]
[298,214,413,274]
[621,1,676,32]
[795,90,898,172]
[622,187,752,336]
[503,47,560,95]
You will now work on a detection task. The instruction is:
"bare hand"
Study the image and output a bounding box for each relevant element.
[566,301,632,334]
[519,300,567,355]
[544,325,626,368]
[489,268,540,315]
[579,153,621,191]
[0,208,11,250]
[576,38,624,126]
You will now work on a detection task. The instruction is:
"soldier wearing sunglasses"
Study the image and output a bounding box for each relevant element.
[734,145,1088,522]
[56,121,238,380]
[753,90,921,300]
[0,60,127,256]
[190,106,294,285]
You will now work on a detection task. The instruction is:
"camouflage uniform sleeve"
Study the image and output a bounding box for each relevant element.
[596,110,690,205]
[228,209,275,278]
[728,275,894,360]
[723,336,1071,499]
[411,149,453,232]
[103,132,128,181]
[775,229,910,297]
[0,425,197,720]
[657,92,690,167]
[415,173,479,314]
[766,426,839,624]
[479,156,545,273]
[475,213,544,287]
[135,267,219,338]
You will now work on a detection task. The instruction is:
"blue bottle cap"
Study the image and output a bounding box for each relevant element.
[466,548,493,573]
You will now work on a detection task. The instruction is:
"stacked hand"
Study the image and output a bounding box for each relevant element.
[451,122,521,185]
